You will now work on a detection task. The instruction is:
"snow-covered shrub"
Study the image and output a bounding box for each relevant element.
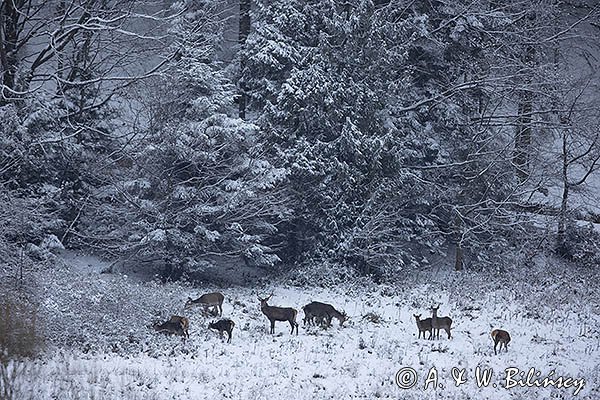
[0,189,62,269]
[558,222,600,267]
[287,258,359,288]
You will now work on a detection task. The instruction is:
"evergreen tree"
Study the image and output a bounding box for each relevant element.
[79,0,290,279]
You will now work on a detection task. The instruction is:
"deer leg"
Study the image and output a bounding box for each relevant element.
[270,320,275,334]
[494,341,498,355]
[446,328,451,339]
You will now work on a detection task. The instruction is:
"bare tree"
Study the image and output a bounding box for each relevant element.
[0,0,176,111]
[554,90,600,253]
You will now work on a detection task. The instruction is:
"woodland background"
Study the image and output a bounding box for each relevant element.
[2,0,600,282]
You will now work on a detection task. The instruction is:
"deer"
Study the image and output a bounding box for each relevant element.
[258,294,299,335]
[491,329,511,355]
[413,314,432,339]
[430,304,452,340]
[185,292,224,316]
[302,301,347,328]
[153,315,190,339]
[208,319,235,343]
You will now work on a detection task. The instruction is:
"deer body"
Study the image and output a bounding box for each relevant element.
[491,329,511,355]
[153,315,189,339]
[185,292,224,316]
[303,301,347,328]
[209,319,235,343]
[430,305,452,340]
[413,314,432,339]
[259,295,298,335]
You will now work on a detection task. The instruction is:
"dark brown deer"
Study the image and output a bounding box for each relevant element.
[303,301,347,328]
[258,294,298,335]
[153,315,189,339]
[208,319,235,343]
[413,314,432,339]
[430,304,452,340]
[185,292,224,316]
[491,329,511,355]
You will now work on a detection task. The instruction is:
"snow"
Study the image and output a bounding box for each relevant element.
[4,254,599,400]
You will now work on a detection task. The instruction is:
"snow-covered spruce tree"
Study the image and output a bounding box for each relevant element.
[0,0,174,257]
[243,0,543,276]
[242,0,451,277]
[79,0,290,280]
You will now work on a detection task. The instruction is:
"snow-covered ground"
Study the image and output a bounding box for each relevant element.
[3,253,599,400]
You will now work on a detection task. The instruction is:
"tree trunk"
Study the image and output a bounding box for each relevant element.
[238,0,251,119]
[0,0,21,101]
[453,211,464,271]
[514,94,532,182]
[514,45,535,183]
[556,126,570,255]
[454,244,463,271]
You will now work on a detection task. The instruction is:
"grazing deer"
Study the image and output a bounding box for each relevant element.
[258,294,299,335]
[185,292,224,316]
[413,314,432,339]
[208,319,235,343]
[303,301,347,328]
[430,305,452,340]
[153,315,190,339]
[302,302,330,326]
[491,329,511,355]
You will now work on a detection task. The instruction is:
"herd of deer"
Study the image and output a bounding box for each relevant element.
[152,292,511,355]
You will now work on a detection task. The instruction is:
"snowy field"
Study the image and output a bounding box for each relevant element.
[2,253,599,400]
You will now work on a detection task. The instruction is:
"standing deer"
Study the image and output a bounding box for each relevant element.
[258,294,299,335]
[208,319,235,343]
[302,301,347,328]
[491,329,511,355]
[413,314,432,339]
[185,292,224,316]
[430,305,452,340]
[153,315,190,339]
